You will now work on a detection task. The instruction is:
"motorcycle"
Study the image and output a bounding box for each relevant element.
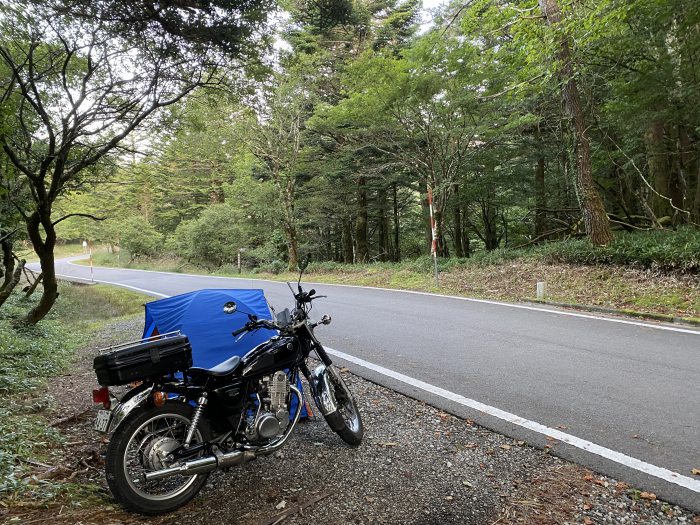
[91,267,363,515]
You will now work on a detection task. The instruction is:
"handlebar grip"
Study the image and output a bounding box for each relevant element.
[232,325,249,337]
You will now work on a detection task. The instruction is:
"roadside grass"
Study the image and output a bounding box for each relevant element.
[17,242,88,263]
[0,283,147,505]
[78,245,700,322]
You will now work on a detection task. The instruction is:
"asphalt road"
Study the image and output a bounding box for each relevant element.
[45,257,700,511]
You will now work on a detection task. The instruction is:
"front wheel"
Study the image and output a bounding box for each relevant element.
[323,366,364,446]
[105,402,212,515]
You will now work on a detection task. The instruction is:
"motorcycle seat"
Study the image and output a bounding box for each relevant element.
[188,355,242,377]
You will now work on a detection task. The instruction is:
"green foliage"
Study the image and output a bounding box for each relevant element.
[167,204,245,267]
[119,217,164,259]
[0,282,146,496]
[534,228,700,273]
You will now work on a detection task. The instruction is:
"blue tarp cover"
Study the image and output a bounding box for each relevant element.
[143,289,277,369]
[142,288,307,417]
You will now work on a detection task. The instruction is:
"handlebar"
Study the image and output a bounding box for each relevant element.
[232,318,277,337]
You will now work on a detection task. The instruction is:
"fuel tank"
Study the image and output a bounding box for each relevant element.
[241,336,301,378]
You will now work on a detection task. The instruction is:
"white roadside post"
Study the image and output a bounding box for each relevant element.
[238,248,246,274]
[428,185,439,286]
[89,241,94,283]
[537,281,547,299]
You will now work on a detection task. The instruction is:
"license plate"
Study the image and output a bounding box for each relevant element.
[94,409,112,432]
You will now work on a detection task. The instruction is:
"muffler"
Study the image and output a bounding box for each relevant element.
[144,448,254,481]
[144,385,302,482]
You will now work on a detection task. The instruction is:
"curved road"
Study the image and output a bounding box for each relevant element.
[45,257,700,511]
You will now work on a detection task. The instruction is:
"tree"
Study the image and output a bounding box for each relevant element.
[537,0,613,245]
[0,1,270,323]
[243,75,315,270]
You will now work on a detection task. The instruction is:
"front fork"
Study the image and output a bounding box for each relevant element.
[300,331,339,417]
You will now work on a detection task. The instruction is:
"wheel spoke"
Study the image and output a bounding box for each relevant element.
[122,412,204,501]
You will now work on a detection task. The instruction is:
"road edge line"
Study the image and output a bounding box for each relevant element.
[324,347,700,494]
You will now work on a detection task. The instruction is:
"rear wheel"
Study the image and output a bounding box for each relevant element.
[105,403,211,515]
[323,366,364,446]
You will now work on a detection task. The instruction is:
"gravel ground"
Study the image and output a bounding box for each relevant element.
[3,318,698,525]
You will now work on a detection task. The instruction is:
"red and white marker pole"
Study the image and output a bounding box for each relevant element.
[427,185,439,286]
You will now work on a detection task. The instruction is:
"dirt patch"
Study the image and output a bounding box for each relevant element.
[2,319,697,525]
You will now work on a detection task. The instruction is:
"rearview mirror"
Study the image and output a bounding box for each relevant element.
[223,301,237,314]
[298,255,310,271]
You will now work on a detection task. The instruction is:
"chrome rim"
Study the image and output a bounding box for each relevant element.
[329,368,361,433]
[122,412,204,500]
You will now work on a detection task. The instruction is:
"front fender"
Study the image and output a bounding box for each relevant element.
[107,385,153,434]
[308,364,338,416]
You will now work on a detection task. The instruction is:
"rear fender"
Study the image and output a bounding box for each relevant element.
[107,385,154,434]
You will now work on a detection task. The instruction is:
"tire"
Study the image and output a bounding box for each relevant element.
[323,366,364,446]
[105,402,212,515]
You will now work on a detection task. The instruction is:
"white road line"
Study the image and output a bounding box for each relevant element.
[61,259,700,336]
[53,268,700,493]
[325,347,700,494]
[54,272,169,298]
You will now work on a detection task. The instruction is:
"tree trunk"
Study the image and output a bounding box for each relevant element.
[481,198,499,251]
[25,272,43,298]
[1,237,14,289]
[421,191,432,255]
[378,189,389,262]
[355,176,368,263]
[392,182,400,262]
[433,208,449,257]
[534,156,547,237]
[279,179,298,271]
[0,258,24,308]
[25,211,60,324]
[669,125,687,225]
[539,0,613,246]
[342,219,354,263]
[645,121,671,219]
[694,163,700,223]
[452,195,464,258]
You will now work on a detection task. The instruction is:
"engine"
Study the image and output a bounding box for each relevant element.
[245,371,291,443]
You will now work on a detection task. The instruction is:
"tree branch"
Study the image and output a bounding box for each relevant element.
[52,213,106,226]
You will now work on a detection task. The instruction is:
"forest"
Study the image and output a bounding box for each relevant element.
[1,0,700,323]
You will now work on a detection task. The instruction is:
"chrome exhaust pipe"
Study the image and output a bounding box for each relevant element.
[144,386,303,482]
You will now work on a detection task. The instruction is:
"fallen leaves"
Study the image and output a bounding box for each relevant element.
[499,444,511,451]
[275,500,287,510]
[639,492,656,501]
[583,518,593,525]
[691,468,700,476]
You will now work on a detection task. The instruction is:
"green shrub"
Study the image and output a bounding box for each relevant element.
[534,228,700,273]
[119,216,164,259]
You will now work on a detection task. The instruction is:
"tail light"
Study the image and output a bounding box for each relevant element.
[92,387,111,409]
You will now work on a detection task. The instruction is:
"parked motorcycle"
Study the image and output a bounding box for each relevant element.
[91,268,363,515]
